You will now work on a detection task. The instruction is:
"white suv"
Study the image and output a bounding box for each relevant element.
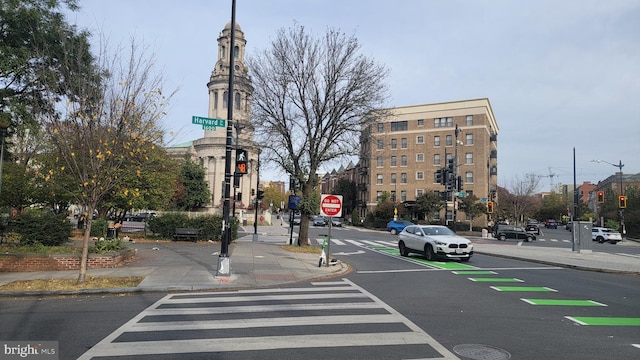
[591,227,622,244]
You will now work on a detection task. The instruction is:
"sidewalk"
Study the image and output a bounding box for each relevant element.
[1,226,639,296]
[0,224,348,296]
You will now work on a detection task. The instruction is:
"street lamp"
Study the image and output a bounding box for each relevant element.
[591,159,625,236]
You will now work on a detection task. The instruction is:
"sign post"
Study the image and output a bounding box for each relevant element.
[320,194,343,267]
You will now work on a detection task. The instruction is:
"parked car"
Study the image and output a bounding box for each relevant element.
[398,225,473,262]
[591,227,622,244]
[494,224,536,242]
[292,213,301,225]
[545,220,558,229]
[386,220,414,235]
[313,216,327,226]
[331,218,343,227]
[128,212,156,222]
[525,223,540,235]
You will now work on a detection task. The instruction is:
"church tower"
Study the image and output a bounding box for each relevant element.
[189,22,258,214]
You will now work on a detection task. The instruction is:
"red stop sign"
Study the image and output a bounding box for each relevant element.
[320,194,343,217]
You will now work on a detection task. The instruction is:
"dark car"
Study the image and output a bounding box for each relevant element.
[545,220,558,229]
[494,224,536,242]
[313,216,327,226]
[386,220,414,235]
[525,223,540,235]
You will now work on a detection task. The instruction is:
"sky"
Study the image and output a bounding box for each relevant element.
[64,0,640,192]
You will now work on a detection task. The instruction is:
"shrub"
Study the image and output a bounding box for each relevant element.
[147,212,238,241]
[90,238,126,254]
[147,212,190,238]
[90,219,108,238]
[10,209,73,246]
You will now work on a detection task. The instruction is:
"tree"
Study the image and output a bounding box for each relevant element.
[174,159,211,211]
[535,192,567,222]
[414,192,444,223]
[458,195,487,230]
[248,23,389,245]
[39,37,173,282]
[332,178,356,216]
[500,174,541,225]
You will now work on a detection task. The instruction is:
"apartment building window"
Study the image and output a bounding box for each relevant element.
[391,173,397,184]
[466,134,473,145]
[376,156,383,167]
[446,135,453,146]
[391,191,397,202]
[434,154,441,165]
[446,153,453,164]
[376,139,384,150]
[416,189,424,197]
[417,119,424,126]
[465,152,473,164]
[434,117,453,128]
[465,171,474,183]
[416,135,424,144]
[377,174,383,184]
[416,153,424,162]
[391,156,397,167]
[434,136,440,147]
[391,121,408,131]
[401,173,407,184]
[401,155,407,166]
[377,191,384,202]
[416,171,424,180]
[391,139,397,149]
[377,123,384,133]
[401,138,407,149]
[466,115,473,126]
[401,190,407,202]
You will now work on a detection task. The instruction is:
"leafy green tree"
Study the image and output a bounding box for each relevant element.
[248,23,390,245]
[261,184,284,212]
[535,192,567,222]
[458,195,487,230]
[174,159,211,211]
[332,178,356,217]
[414,192,444,223]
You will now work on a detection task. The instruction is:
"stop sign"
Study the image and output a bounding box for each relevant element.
[320,194,343,217]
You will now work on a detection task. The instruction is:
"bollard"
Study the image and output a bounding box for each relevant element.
[318,235,327,267]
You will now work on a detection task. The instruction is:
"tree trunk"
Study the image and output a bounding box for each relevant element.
[77,207,94,283]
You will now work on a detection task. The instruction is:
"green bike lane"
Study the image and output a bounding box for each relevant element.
[366,243,640,329]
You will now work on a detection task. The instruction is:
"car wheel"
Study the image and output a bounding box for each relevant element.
[399,241,409,257]
[390,228,398,235]
[424,244,436,261]
[597,236,605,243]
[526,236,533,242]
[499,234,506,241]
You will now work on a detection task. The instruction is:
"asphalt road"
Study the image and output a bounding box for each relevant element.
[1,225,638,359]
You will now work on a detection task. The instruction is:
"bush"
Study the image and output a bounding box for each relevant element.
[147,212,238,241]
[147,212,190,238]
[90,219,108,238]
[10,209,73,246]
[90,238,126,254]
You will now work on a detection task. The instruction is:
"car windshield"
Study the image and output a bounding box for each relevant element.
[420,226,455,236]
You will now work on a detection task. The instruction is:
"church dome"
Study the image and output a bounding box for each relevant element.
[224,22,242,31]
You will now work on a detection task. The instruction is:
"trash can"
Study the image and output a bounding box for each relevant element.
[107,228,116,239]
[243,219,247,226]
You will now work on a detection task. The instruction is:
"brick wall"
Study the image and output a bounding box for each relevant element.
[0,249,136,272]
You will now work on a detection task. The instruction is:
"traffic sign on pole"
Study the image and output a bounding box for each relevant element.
[320,194,343,217]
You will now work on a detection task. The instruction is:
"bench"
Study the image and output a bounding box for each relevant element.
[173,228,200,242]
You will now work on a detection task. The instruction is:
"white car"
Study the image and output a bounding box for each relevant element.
[398,225,473,262]
[592,227,622,244]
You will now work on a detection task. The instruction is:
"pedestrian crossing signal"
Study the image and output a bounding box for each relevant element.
[487,201,494,213]
[618,195,626,209]
[597,191,604,203]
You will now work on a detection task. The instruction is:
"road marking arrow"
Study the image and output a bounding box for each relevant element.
[332,250,365,256]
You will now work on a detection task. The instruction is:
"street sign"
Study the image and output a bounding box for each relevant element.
[192,116,226,128]
[320,194,343,217]
[457,191,466,198]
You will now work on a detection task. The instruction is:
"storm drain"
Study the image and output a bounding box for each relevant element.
[453,344,511,360]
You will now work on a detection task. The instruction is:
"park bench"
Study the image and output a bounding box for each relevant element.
[173,228,200,242]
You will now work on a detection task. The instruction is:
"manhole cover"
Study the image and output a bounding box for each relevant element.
[453,344,511,360]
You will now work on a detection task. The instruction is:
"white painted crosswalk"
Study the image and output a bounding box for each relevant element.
[78,279,458,360]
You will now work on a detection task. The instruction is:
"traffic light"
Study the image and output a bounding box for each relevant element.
[597,191,604,203]
[257,189,264,200]
[457,175,463,192]
[251,189,255,196]
[435,169,444,184]
[487,201,494,213]
[446,172,455,191]
[236,192,242,201]
[618,195,626,209]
